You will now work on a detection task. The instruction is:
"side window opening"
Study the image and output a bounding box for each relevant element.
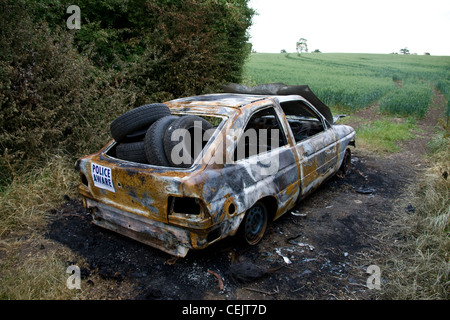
[234,107,288,161]
[280,100,326,143]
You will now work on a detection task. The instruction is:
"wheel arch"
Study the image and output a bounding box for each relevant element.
[255,196,278,222]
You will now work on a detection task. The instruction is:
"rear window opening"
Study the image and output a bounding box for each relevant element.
[106,114,225,168]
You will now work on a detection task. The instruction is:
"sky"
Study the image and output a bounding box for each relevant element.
[248,0,450,56]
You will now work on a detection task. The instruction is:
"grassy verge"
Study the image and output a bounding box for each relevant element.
[380,135,449,299]
[0,156,81,299]
[0,155,142,300]
[356,118,418,153]
[0,156,78,238]
[0,240,79,300]
[338,112,419,154]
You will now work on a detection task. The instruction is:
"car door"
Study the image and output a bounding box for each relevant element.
[290,103,338,196]
[230,105,300,213]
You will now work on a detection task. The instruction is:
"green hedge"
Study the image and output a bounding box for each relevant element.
[0,0,254,183]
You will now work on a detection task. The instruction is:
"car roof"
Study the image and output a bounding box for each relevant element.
[167,93,305,109]
[168,93,266,108]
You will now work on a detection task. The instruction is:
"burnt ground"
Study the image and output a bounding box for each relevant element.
[45,91,445,300]
[46,151,416,300]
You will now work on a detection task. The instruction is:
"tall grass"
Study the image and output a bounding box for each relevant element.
[381,138,449,299]
[0,156,77,238]
[244,53,395,111]
[0,156,83,299]
[434,79,450,118]
[379,80,433,118]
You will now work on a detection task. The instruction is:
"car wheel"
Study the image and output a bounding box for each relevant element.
[144,115,179,166]
[163,115,213,168]
[110,103,171,143]
[241,201,268,246]
[338,148,352,177]
[115,141,148,164]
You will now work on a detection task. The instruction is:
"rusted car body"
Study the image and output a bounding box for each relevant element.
[75,85,355,257]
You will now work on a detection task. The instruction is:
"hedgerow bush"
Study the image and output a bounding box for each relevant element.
[0,0,255,184]
[0,1,136,183]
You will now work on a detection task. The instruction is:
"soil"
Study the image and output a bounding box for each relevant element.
[45,90,446,300]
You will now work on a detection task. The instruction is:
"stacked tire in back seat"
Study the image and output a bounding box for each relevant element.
[110,103,212,168]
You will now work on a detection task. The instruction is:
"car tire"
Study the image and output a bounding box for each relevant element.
[110,103,171,143]
[122,128,148,143]
[338,148,352,177]
[163,115,213,168]
[144,115,179,166]
[115,141,148,164]
[240,201,268,246]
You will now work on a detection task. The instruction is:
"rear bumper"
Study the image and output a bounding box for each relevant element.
[85,198,192,257]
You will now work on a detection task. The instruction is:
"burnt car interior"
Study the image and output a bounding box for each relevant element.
[279,99,326,143]
[233,98,329,162]
[222,83,332,145]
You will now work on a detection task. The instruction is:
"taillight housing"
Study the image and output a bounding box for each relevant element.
[168,196,206,217]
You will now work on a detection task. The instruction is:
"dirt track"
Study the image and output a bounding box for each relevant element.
[46,93,443,300]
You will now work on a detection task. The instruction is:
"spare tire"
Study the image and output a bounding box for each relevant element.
[110,103,170,143]
[115,141,148,164]
[122,128,148,143]
[144,115,179,166]
[163,115,213,168]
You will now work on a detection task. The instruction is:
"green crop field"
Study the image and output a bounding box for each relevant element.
[243,53,450,118]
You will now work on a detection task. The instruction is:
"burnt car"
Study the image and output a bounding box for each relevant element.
[75,83,355,257]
